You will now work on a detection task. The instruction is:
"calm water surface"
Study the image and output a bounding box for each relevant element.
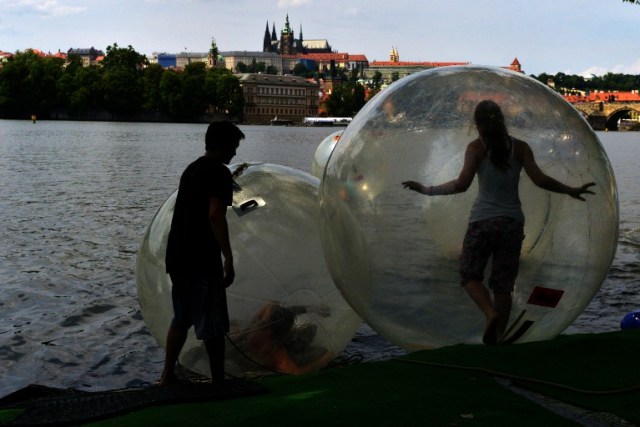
[0,120,638,397]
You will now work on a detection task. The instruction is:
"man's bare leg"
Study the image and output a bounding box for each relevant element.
[159,325,188,385]
[204,334,226,382]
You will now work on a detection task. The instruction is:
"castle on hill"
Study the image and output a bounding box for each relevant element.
[263,14,333,55]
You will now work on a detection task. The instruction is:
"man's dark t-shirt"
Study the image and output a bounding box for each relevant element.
[166,157,233,279]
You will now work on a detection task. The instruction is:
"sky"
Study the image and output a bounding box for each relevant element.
[1,0,639,77]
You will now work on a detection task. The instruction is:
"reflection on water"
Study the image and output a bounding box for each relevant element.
[0,121,342,396]
[0,120,637,397]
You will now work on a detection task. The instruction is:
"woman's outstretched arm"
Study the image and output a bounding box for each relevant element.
[402,140,483,196]
[517,140,595,201]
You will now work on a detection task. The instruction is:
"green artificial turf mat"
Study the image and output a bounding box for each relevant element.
[5,331,638,426]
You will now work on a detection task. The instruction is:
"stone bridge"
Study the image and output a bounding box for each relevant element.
[571,101,640,130]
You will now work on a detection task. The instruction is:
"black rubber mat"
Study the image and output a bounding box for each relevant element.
[1,379,268,426]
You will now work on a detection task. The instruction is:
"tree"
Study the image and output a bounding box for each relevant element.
[265,65,279,75]
[57,63,103,116]
[159,69,185,119]
[103,68,141,116]
[371,71,383,90]
[531,71,640,93]
[180,62,208,119]
[293,62,313,78]
[102,43,147,71]
[204,67,233,110]
[102,44,146,117]
[142,63,165,112]
[0,50,65,118]
[325,82,366,117]
[247,59,266,73]
[216,73,244,117]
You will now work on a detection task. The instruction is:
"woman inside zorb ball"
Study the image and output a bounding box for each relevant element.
[403,99,595,345]
[318,66,618,350]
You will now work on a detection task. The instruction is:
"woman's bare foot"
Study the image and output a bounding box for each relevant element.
[483,314,499,345]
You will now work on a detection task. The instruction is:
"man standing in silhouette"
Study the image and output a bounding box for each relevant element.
[160,120,244,384]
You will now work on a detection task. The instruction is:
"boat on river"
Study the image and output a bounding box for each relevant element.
[618,119,640,131]
[303,117,352,126]
[270,116,294,126]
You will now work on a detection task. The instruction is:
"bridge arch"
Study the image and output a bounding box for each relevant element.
[606,106,640,131]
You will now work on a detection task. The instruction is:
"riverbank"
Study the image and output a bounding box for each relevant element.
[2,330,638,426]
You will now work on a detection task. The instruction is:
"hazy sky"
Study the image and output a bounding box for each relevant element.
[2,0,639,77]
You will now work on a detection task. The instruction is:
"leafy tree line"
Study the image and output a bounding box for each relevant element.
[0,44,244,121]
[235,59,278,75]
[6,43,637,122]
[531,72,640,95]
[289,63,369,116]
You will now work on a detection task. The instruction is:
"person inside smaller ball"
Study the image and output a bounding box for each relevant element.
[402,100,595,345]
[243,301,334,374]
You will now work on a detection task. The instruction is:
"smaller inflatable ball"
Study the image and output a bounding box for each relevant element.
[137,163,361,377]
[319,65,618,350]
[311,130,343,178]
[620,312,640,330]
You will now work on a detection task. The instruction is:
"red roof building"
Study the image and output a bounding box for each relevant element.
[363,48,521,82]
[281,52,369,76]
[0,50,13,66]
[564,90,640,103]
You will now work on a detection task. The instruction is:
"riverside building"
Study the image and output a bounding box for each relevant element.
[237,73,320,124]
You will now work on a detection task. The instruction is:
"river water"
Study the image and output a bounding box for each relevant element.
[0,120,638,397]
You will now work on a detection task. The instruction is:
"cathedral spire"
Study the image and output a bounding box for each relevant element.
[280,13,295,55]
[283,13,292,34]
[209,37,219,66]
[263,21,272,52]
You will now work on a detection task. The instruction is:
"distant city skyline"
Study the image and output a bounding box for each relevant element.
[2,0,640,77]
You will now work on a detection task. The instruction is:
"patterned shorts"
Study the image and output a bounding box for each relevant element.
[459,216,524,293]
[170,274,229,340]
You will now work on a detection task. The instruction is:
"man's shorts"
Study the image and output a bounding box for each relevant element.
[459,216,524,293]
[169,274,229,340]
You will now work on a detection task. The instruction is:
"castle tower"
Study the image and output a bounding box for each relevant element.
[390,47,399,62]
[208,37,219,67]
[280,13,296,55]
[511,57,522,72]
[299,24,304,54]
[263,21,272,52]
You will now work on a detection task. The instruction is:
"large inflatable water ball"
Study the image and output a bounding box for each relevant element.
[319,66,618,349]
[620,312,640,330]
[311,130,343,178]
[137,163,361,377]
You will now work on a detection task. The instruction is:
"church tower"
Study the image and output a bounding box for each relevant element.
[280,13,296,55]
[298,24,305,54]
[208,37,219,67]
[390,46,399,62]
[263,21,272,52]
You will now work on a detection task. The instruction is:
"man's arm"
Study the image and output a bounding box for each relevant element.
[209,196,234,286]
